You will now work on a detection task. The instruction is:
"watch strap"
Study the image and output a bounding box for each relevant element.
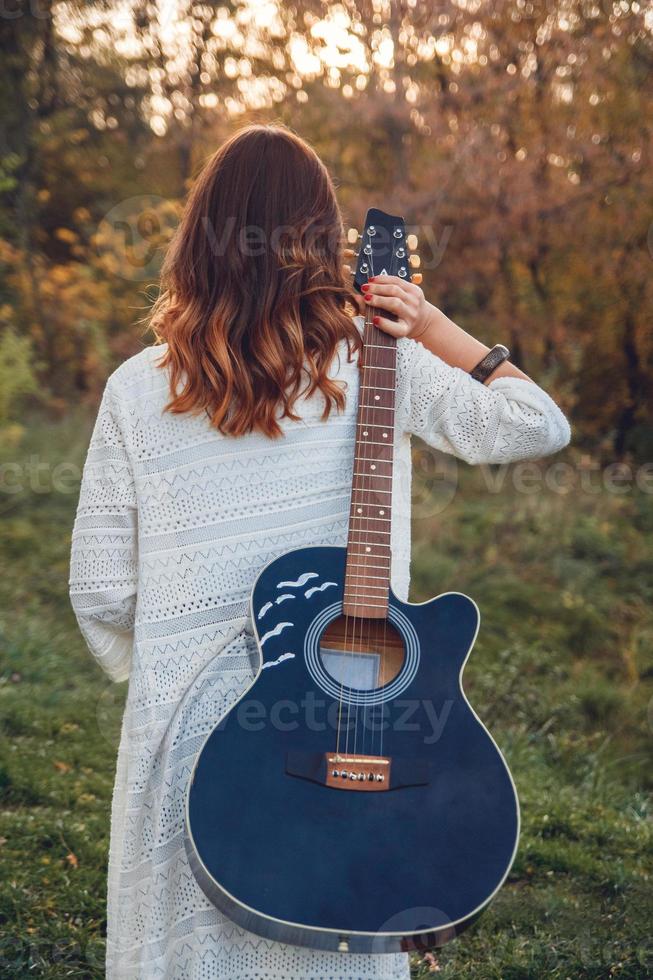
[470,344,511,383]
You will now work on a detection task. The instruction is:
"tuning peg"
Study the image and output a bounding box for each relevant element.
[347,227,361,244]
[344,248,358,258]
[407,233,418,251]
[343,263,353,276]
[411,273,423,285]
[409,254,421,268]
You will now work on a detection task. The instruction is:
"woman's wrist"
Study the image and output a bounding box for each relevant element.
[408,302,440,341]
[408,304,492,372]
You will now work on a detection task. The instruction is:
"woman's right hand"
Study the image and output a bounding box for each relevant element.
[360,274,433,340]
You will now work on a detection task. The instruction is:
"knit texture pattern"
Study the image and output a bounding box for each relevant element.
[69,322,570,979]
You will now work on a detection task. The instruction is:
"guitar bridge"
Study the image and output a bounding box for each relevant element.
[324,753,391,792]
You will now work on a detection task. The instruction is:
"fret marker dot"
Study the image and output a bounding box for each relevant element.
[380,510,385,515]
[363,430,369,436]
[371,464,376,470]
[357,507,362,514]
[365,546,372,553]
[382,432,388,438]
[374,395,380,401]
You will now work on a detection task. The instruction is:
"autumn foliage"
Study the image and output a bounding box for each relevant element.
[0,0,651,455]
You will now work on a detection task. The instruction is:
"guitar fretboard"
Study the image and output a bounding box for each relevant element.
[343,312,397,619]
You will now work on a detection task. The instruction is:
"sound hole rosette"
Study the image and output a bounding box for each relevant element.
[305,601,420,706]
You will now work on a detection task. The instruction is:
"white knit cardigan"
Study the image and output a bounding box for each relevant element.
[69,321,570,979]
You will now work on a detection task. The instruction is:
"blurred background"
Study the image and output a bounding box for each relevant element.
[0,1,651,977]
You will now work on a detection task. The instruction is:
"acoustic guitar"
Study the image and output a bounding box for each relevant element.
[185,208,519,954]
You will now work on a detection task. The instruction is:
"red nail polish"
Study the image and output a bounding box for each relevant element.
[368,276,376,282]
[373,316,380,325]
[361,284,369,292]
[364,294,372,301]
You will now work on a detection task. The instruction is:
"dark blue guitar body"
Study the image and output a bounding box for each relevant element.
[185,545,519,953]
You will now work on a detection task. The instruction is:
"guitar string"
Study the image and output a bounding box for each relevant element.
[355,232,389,763]
[361,238,382,761]
[379,264,397,756]
[349,235,375,762]
[358,234,384,762]
[349,226,381,763]
[360,234,392,762]
[378,235,396,756]
[354,286,376,761]
[379,227,400,762]
[336,224,372,764]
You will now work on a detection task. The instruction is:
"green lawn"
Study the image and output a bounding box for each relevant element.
[1,417,651,978]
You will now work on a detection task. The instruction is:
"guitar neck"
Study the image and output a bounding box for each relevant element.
[343,310,397,619]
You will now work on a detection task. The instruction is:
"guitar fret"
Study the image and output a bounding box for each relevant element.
[346,572,389,581]
[352,472,392,480]
[363,365,395,371]
[360,385,396,392]
[350,515,392,522]
[345,584,388,593]
[356,439,394,447]
[343,593,388,602]
[352,488,392,495]
[345,596,388,615]
[347,560,390,570]
[348,550,391,558]
[347,549,392,558]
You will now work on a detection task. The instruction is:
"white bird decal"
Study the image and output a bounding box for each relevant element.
[258,593,296,619]
[305,582,337,598]
[260,622,293,645]
[277,573,319,589]
[261,652,296,670]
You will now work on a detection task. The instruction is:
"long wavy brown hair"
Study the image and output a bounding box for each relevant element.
[151,125,361,437]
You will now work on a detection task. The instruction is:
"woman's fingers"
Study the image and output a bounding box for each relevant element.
[363,279,409,302]
[371,313,410,338]
[364,273,413,294]
[361,273,427,339]
[365,292,407,317]
[363,277,409,311]
[362,285,413,335]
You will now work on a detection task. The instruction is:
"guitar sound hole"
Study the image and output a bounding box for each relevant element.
[318,616,405,691]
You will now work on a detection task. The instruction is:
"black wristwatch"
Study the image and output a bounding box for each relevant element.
[470,344,511,383]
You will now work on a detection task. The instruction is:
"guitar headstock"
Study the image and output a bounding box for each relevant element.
[346,208,421,291]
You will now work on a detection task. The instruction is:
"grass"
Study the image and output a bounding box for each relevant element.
[0,416,652,978]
